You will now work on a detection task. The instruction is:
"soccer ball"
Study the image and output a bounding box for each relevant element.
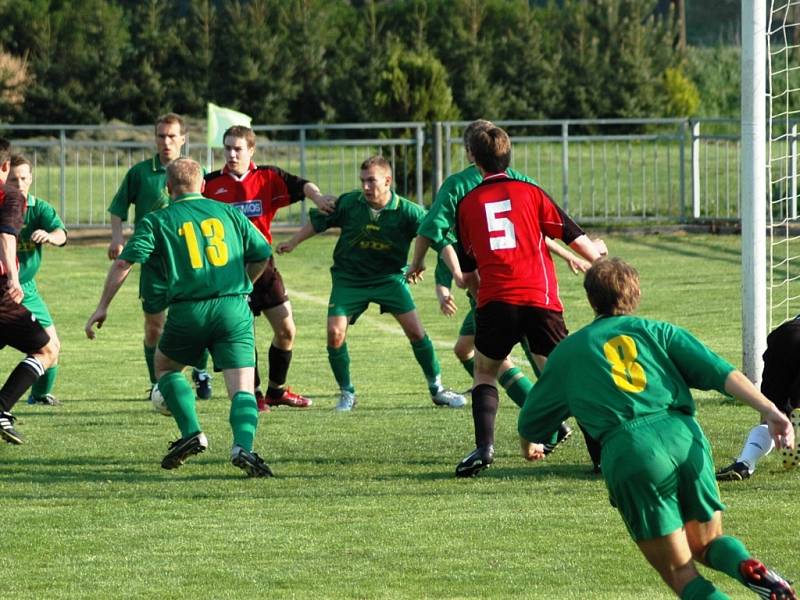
[150,384,171,416]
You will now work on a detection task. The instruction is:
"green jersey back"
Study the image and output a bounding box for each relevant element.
[120,192,271,303]
[309,190,425,286]
[518,315,735,444]
[18,195,66,284]
[418,164,536,251]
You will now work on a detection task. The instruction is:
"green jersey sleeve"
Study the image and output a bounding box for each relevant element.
[517,363,571,443]
[119,215,156,264]
[107,168,135,220]
[664,324,735,394]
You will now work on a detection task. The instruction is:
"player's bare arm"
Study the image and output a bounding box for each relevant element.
[85,259,134,339]
[0,231,23,303]
[568,234,606,264]
[108,215,125,260]
[435,283,458,316]
[276,221,316,255]
[545,237,590,274]
[519,437,545,461]
[303,182,337,215]
[246,259,269,284]
[406,235,432,284]
[29,228,66,246]
[724,370,796,450]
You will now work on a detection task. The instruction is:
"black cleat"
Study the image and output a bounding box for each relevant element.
[231,446,274,477]
[740,558,797,600]
[161,432,208,469]
[456,445,494,478]
[193,370,212,400]
[543,423,573,455]
[716,461,751,482]
[0,411,23,444]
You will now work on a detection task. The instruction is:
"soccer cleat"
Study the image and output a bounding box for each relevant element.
[231,446,274,477]
[0,411,24,445]
[781,408,800,469]
[543,422,573,455]
[716,460,751,481]
[161,432,208,470]
[266,387,312,408]
[455,445,494,477]
[26,393,61,406]
[192,370,212,401]
[739,558,797,600]
[255,390,271,414]
[335,389,357,412]
[432,388,467,408]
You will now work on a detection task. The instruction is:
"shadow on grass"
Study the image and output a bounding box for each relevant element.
[614,234,740,266]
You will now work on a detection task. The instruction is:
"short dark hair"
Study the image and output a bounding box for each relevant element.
[462,119,494,148]
[583,257,641,316]
[223,125,256,149]
[0,138,11,165]
[360,155,392,173]
[155,113,186,135]
[10,154,31,170]
[469,126,511,173]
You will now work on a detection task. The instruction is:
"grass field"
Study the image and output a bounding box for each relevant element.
[0,233,797,599]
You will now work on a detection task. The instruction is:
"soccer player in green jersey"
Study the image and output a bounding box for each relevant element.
[106,113,212,401]
[7,155,67,406]
[519,258,797,600]
[277,155,466,411]
[86,158,274,477]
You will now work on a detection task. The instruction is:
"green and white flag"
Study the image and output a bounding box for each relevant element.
[207,103,252,148]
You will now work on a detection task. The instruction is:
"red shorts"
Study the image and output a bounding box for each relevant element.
[474,301,567,361]
[248,257,289,315]
[0,278,51,353]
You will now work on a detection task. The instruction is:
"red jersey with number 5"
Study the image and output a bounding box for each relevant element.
[456,173,584,310]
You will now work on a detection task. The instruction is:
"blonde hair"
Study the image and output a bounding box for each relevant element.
[166,158,203,196]
[583,257,641,316]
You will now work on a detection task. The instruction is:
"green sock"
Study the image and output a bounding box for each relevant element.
[705,535,751,585]
[327,344,354,392]
[30,364,58,398]
[680,576,730,600]
[144,343,157,384]
[158,371,201,438]
[498,367,533,408]
[411,335,441,394]
[460,356,475,377]
[229,391,258,452]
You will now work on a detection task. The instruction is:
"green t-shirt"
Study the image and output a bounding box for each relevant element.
[518,315,735,444]
[107,155,171,225]
[18,194,67,284]
[417,164,536,252]
[119,192,272,304]
[309,190,425,286]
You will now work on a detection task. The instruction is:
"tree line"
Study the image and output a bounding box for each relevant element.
[0,0,716,126]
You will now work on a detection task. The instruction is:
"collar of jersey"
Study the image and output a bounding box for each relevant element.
[358,190,398,210]
[173,192,205,203]
[26,193,35,207]
[222,161,257,181]
[150,154,168,172]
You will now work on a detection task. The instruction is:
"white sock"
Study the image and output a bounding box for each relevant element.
[737,424,774,472]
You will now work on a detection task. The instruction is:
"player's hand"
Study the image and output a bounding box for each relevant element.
[107,241,124,260]
[567,256,592,274]
[765,407,796,451]
[593,238,608,257]
[5,279,23,304]
[406,262,425,284]
[84,309,108,340]
[276,241,294,255]
[439,294,457,316]
[520,438,546,462]
[312,194,337,215]
[29,229,50,244]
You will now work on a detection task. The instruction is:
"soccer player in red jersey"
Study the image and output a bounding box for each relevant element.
[454,126,606,476]
[203,126,337,412]
[0,138,59,444]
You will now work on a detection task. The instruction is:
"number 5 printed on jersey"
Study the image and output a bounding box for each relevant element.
[603,335,647,393]
[484,199,516,250]
[179,218,229,269]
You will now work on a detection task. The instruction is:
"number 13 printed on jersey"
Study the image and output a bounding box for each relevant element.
[178,218,229,269]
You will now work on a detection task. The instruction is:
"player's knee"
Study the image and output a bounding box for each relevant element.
[327,328,346,348]
[453,338,473,361]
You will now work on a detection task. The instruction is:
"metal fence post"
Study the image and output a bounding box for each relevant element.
[416,125,424,206]
[679,120,687,221]
[444,123,452,178]
[691,120,701,219]
[59,128,67,222]
[561,121,569,211]
[433,121,443,201]
[299,128,307,225]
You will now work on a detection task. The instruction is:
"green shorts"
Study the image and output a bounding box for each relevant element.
[21,280,53,328]
[458,294,477,337]
[328,278,416,323]
[159,295,255,370]
[602,411,725,542]
[139,261,168,315]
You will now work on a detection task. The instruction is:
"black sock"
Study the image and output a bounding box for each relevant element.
[580,425,603,468]
[267,345,292,398]
[471,384,499,448]
[0,356,45,412]
[254,348,261,390]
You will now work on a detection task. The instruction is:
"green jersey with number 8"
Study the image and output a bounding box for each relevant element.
[119,192,271,304]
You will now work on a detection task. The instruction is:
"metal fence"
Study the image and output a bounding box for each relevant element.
[1,118,748,228]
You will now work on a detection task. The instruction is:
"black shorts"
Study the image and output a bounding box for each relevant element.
[248,257,289,316]
[474,301,567,361]
[0,280,51,354]
[761,318,800,415]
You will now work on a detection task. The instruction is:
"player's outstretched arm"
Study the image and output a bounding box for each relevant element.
[545,237,590,274]
[85,259,134,339]
[568,234,607,264]
[30,228,66,246]
[724,370,796,451]
[276,221,316,255]
[303,182,337,215]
